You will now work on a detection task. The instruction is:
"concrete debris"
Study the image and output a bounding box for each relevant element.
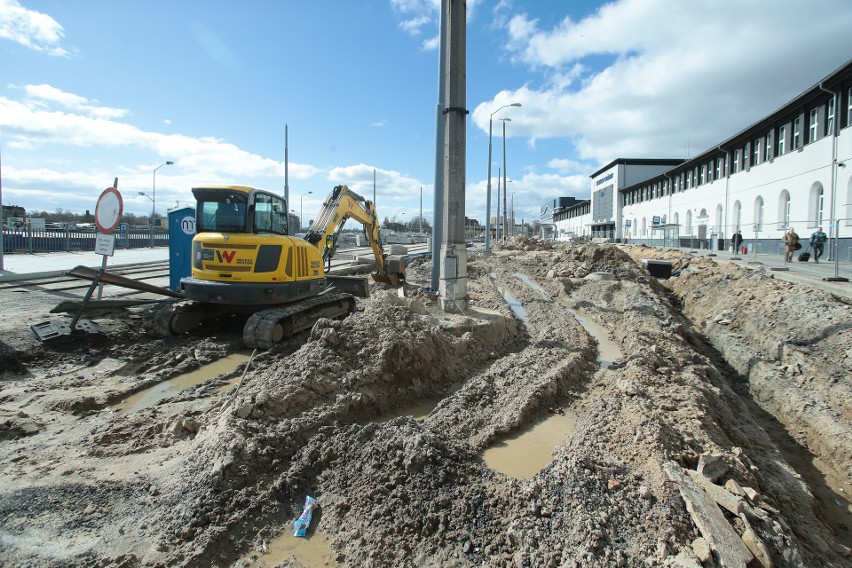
[697,453,730,482]
[664,462,754,568]
[687,470,745,515]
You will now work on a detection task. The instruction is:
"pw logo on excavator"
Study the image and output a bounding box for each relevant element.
[215,250,237,263]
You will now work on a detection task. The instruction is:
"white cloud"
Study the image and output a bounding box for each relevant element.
[0,86,323,211]
[389,0,483,50]
[477,0,852,165]
[0,0,69,57]
[22,84,129,119]
[328,164,426,200]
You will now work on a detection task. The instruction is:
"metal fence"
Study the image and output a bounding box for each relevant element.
[1,227,170,254]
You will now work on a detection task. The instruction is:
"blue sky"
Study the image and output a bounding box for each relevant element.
[2,0,852,227]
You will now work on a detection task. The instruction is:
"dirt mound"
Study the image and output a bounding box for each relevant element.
[0,242,849,567]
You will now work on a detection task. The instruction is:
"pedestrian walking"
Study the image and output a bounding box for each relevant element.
[783,227,799,262]
[809,226,828,263]
[731,230,743,253]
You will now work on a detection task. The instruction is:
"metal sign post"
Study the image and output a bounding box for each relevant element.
[94,181,123,299]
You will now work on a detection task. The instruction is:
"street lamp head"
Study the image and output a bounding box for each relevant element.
[165,161,174,166]
[500,117,512,122]
[138,191,145,196]
[510,103,522,107]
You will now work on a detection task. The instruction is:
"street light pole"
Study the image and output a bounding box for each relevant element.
[151,161,174,246]
[486,102,521,252]
[500,118,511,242]
[496,168,501,242]
[300,191,313,231]
[511,192,514,237]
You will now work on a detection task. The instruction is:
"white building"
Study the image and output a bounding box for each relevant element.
[551,59,852,259]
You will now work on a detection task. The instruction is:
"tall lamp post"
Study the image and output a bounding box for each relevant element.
[151,161,174,246]
[486,103,521,252]
[500,118,512,242]
[300,191,313,231]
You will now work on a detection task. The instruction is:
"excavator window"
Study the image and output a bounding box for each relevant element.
[253,193,287,235]
[214,202,246,233]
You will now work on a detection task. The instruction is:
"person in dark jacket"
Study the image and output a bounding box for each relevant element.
[809,227,828,263]
[731,230,743,253]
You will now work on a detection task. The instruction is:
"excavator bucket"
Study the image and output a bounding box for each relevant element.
[325,275,371,298]
[371,255,406,287]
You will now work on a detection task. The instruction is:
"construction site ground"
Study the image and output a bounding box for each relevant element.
[0,238,849,567]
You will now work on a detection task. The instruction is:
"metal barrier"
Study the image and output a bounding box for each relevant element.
[1,227,169,254]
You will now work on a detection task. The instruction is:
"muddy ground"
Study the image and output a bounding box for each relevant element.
[0,239,849,567]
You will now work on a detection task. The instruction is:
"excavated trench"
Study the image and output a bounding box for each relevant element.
[0,239,849,568]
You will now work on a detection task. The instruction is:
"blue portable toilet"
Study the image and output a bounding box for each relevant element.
[168,206,196,291]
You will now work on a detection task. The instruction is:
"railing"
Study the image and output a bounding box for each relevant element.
[1,227,170,254]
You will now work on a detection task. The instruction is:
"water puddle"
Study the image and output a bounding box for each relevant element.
[499,288,529,327]
[243,529,337,567]
[514,272,547,296]
[482,411,578,479]
[566,309,622,369]
[113,352,252,413]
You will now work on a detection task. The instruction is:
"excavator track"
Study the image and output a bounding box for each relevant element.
[143,292,356,348]
[243,291,356,349]
[142,300,230,338]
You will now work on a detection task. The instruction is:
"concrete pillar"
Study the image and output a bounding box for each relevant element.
[430,0,448,293]
[438,0,468,313]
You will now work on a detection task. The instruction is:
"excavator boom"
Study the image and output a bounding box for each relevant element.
[304,185,405,285]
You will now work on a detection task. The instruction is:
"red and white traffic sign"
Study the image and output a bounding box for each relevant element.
[95,187,123,233]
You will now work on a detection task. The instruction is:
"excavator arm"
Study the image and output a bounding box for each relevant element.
[304,185,405,285]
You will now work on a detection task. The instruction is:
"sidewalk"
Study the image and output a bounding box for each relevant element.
[670,246,852,299]
[0,248,169,282]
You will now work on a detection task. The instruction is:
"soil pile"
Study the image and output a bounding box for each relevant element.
[0,240,849,567]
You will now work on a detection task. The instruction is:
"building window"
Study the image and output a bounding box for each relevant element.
[817,188,824,223]
[753,139,761,165]
[794,118,801,149]
[827,96,835,135]
[809,108,818,143]
[733,149,740,173]
[778,125,785,156]
[778,190,791,229]
[848,88,852,128]
[754,196,764,231]
[700,165,706,185]
[715,158,721,179]
[686,210,692,235]
[764,135,771,161]
[743,145,750,169]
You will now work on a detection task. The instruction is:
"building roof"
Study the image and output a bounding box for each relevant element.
[590,158,684,179]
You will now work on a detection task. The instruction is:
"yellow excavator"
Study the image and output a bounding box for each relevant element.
[144,184,405,348]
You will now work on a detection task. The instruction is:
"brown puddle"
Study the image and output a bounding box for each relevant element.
[482,411,578,479]
[567,309,623,369]
[113,352,253,413]
[243,529,337,567]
